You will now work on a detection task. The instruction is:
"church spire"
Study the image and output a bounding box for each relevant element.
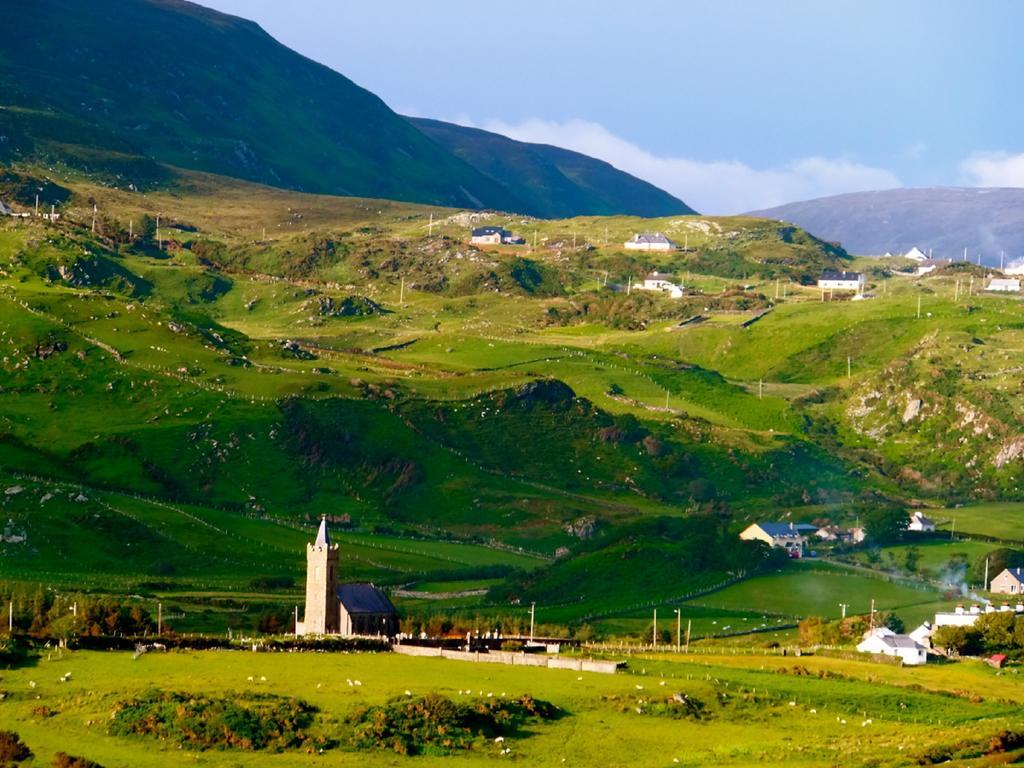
[314,515,331,547]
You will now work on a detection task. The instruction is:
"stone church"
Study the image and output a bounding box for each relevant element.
[296,517,398,637]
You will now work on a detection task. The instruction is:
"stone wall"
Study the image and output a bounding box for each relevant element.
[392,643,622,674]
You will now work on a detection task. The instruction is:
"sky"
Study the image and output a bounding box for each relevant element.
[200,0,1024,214]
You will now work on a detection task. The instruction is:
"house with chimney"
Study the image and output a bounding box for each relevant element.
[623,232,675,251]
[817,270,865,292]
[470,226,524,246]
[990,567,1024,595]
[856,626,928,665]
[738,521,811,558]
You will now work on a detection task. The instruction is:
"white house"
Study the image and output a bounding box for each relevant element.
[470,226,524,246]
[624,232,675,251]
[990,567,1024,595]
[738,522,808,558]
[986,277,1021,293]
[931,603,1024,627]
[638,272,684,299]
[909,621,933,647]
[817,271,865,292]
[907,511,935,532]
[856,627,928,665]
[916,258,950,276]
[903,247,929,262]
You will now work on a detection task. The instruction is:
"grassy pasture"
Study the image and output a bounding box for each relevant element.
[933,503,1024,542]
[685,563,944,624]
[0,649,1021,767]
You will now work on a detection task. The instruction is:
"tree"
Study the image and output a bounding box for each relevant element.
[863,506,908,544]
[883,613,905,634]
[931,625,981,656]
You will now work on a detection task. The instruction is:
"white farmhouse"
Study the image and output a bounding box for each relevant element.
[986,277,1021,293]
[817,271,865,292]
[907,511,935,533]
[856,627,928,665]
[470,226,524,246]
[638,272,684,299]
[624,232,675,251]
[738,522,810,558]
[903,247,929,262]
[916,258,950,276]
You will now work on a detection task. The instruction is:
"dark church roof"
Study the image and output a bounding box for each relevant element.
[338,583,396,615]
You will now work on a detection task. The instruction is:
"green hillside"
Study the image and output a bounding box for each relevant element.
[0,159,1022,638]
[409,117,695,218]
[0,0,694,219]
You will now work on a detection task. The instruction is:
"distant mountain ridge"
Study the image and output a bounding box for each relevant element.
[408,118,695,218]
[749,187,1024,264]
[0,0,693,219]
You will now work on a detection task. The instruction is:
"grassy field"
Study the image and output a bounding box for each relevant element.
[932,503,1024,542]
[1,648,1022,767]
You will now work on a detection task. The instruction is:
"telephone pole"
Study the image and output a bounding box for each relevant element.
[675,608,681,652]
[91,204,97,233]
[839,603,848,620]
[652,608,657,648]
[684,619,691,653]
[529,602,536,643]
[428,213,434,236]
[157,602,163,635]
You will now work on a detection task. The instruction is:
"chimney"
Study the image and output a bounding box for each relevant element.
[985,604,996,614]
[1016,603,1024,613]
[955,604,965,615]
[1000,602,1012,612]
[970,604,981,615]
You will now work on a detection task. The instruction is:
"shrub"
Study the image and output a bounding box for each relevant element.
[346,694,560,755]
[0,731,31,763]
[108,690,321,751]
[52,753,104,768]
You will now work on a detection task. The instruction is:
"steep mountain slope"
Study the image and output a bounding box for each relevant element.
[750,187,1024,262]
[0,0,693,218]
[0,0,522,209]
[408,118,695,218]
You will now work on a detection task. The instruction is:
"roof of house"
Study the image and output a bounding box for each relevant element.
[997,567,1024,582]
[630,232,673,245]
[910,512,935,526]
[314,517,331,546]
[754,522,804,538]
[904,247,928,260]
[644,272,675,281]
[0,200,12,216]
[472,226,508,237]
[820,270,863,281]
[879,634,923,650]
[337,583,397,615]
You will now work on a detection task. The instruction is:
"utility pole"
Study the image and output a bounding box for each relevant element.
[984,557,990,592]
[129,219,133,239]
[529,602,536,644]
[951,517,956,540]
[869,599,876,631]
[1001,251,1005,271]
[91,204,97,233]
[684,619,691,653]
[775,279,780,300]
[839,603,848,620]
[652,608,657,648]
[428,213,434,236]
[400,277,405,304]
[847,356,852,379]
[675,608,681,652]
[8,600,12,633]
[627,275,632,295]
[954,279,959,302]
[916,295,921,319]
[35,192,40,216]
[572,232,577,250]
[294,606,299,637]
[156,214,161,251]
[158,602,162,635]
[758,379,763,399]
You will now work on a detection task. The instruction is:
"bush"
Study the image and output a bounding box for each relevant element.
[346,694,560,755]
[108,690,322,752]
[52,753,104,768]
[0,731,32,763]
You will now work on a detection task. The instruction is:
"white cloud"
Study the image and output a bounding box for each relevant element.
[961,151,1024,187]
[465,117,900,214]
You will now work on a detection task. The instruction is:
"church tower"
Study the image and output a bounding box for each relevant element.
[302,517,339,634]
